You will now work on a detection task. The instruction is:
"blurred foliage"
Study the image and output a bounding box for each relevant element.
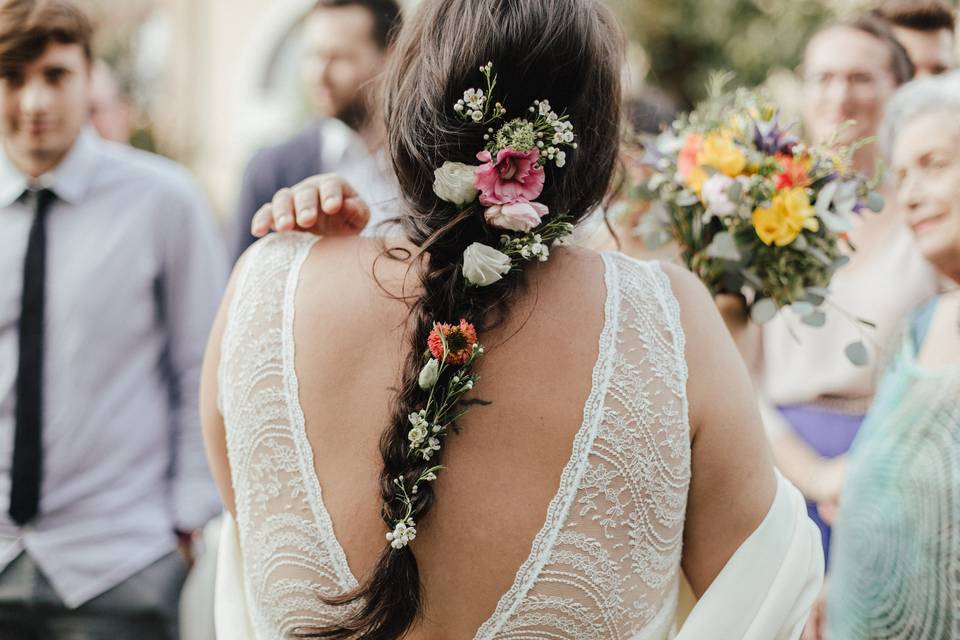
[607,0,848,107]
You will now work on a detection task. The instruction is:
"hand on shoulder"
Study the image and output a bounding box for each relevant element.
[250,174,371,238]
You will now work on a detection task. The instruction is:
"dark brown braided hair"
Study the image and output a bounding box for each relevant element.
[300,0,624,637]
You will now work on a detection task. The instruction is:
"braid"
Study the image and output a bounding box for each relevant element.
[296,0,624,637]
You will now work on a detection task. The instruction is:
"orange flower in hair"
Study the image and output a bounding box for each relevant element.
[428,320,478,365]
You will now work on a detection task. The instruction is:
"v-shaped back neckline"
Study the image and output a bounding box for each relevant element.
[280,244,622,639]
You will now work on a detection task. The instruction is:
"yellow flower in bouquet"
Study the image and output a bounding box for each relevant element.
[698,132,747,177]
[752,188,819,247]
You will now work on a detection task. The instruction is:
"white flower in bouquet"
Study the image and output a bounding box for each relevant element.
[701,173,738,217]
[462,242,512,286]
[433,162,479,206]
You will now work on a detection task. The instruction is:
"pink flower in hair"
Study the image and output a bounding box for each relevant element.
[474,148,546,206]
[483,201,549,232]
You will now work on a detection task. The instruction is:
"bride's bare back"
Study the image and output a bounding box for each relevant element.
[297,236,607,637]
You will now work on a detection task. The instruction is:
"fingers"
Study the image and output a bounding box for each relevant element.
[293,186,320,228]
[271,188,296,231]
[252,174,369,239]
[341,196,371,231]
[251,204,273,237]
[318,175,345,216]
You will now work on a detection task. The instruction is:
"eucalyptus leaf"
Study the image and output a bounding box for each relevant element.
[802,290,825,306]
[790,301,815,317]
[845,341,870,367]
[739,268,764,289]
[792,234,808,251]
[802,310,827,327]
[706,231,742,261]
[808,247,833,266]
[866,190,885,213]
[832,255,851,269]
[750,298,779,324]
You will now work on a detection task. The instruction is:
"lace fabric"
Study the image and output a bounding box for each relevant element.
[219,233,691,639]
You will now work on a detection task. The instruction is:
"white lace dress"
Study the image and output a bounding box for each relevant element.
[213,232,823,640]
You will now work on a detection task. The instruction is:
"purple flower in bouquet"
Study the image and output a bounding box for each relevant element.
[753,116,798,156]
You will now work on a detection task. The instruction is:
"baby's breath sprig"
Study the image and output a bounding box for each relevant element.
[388,321,485,549]
[499,215,576,264]
[527,100,577,168]
[454,62,506,125]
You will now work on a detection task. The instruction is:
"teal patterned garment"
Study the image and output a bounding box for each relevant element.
[828,299,960,639]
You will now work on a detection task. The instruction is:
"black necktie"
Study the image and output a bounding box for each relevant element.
[9,188,55,526]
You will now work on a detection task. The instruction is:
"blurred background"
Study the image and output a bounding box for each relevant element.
[78,0,951,221]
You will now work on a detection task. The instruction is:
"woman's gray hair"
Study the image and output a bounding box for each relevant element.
[880,71,960,160]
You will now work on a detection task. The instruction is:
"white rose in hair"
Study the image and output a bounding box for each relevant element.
[462,242,512,287]
[433,161,479,206]
[483,201,548,232]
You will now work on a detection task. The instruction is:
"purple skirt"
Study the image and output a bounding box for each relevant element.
[778,404,865,564]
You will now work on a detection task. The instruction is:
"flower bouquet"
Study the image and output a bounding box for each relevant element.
[639,76,882,361]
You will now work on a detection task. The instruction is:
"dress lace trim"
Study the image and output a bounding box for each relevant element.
[280,235,360,591]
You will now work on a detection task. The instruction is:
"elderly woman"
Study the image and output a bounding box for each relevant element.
[823,71,960,639]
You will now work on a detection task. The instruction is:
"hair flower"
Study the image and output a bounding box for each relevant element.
[474,148,545,206]
[462,242,511,286]
[386,518,417,550]
[417,358,441,390]
[483,201,548,232]
[433,161,480,205]
[427,320,478,365]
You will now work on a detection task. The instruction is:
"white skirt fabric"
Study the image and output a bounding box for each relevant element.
[673,472,824,640]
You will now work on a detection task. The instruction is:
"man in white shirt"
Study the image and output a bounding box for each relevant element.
[0,1,225,637]
[230,0,403,260]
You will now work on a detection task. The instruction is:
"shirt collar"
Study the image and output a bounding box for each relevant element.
[0,127,100,207]
[319,117,364,168]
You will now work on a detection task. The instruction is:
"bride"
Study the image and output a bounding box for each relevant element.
[200,0,823,638]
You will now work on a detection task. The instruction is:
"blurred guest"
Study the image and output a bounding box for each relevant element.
[230,0,402,261]
[0,1,225,637]
[812,71,960,640]
[89,59,135,144]
[758,15,941,562]
[875,0,957,77]
[627,90,677,135]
